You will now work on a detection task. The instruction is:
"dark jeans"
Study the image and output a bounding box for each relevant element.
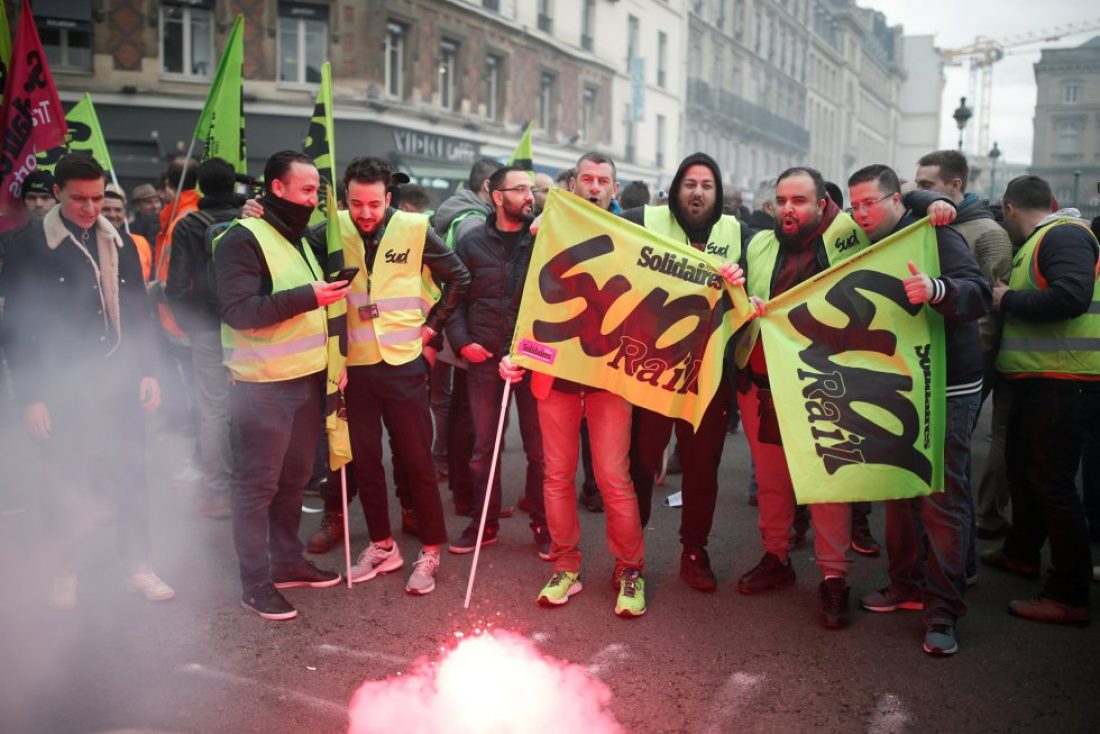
[884,392,981,625]
[1002,380,1094,606]
[346,359,447,546]
[230,374,321,588]
[1080,390,1100,538]
[629,376,732,544]
[466,360,546,529]
[447,367,475,509]
[320,417,410,514]
[430,361,452,473]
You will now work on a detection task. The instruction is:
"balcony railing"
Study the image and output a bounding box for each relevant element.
[686,78,810,149]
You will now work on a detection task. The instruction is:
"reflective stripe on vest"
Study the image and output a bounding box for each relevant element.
[734,211,870,368]
[642,206,743,261]
[997,218,1100,378]
[218,217,328,382]
[343,210,432,366]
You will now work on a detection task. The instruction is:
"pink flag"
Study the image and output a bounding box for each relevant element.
[0,4,67,232]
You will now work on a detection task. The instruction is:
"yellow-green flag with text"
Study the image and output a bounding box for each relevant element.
[324,187,352,471]
[511,188,753,429]
[194,15,246,173]
[758,219,946,503]
[36,94,114,175]
[508,121,534,174]
[304,61,336,226]
[0,7,11,108]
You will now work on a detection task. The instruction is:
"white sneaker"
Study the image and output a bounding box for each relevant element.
[405,549,440,595]
[49,573,77,610]
[128,566,176,602]
[350,542,404,583]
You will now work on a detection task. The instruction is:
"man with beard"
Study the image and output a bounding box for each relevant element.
[499,152,648,617]
[734,166,876,627]
[447,166,547,558]
[215,151,349,620]
[620,152,752,591]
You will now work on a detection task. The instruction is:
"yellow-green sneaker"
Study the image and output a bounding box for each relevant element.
[537,571,582,606]
[615,568,646,618]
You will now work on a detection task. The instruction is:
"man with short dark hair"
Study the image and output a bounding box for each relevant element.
[20,170,57,223]
[4,154,172,610]
[167,157,241,520]
[848,163,990,655]
[397,183,432,214]
[532,172,555,215]
[447,165,547,557]
[984,174,1098,626]
[618,180,651,210]
[214,150,349,620]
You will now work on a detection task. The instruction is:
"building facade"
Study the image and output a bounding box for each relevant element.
[895,34,944,182]
[14,0,684,202]
[1031,36,1100,210]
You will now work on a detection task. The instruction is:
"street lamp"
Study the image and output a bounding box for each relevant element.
[988,142,1001,202]
[953,97,972,152]
[1073,169,1082,209]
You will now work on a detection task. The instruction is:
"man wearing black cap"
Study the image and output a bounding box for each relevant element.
[21,170,58,224]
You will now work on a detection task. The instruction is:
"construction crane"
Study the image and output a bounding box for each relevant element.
[940,19,1100,156]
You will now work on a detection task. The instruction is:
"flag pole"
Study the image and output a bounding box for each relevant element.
[341,464,353,588]
[154,136,197,283]
[463,379,512,609]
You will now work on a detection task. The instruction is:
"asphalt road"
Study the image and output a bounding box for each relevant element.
[1,392,1097,734]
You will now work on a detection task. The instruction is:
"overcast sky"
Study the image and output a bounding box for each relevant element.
[859,0,1099,165]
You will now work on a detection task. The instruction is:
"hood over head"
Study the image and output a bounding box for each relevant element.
[668,152,725,243]
[432,188,491,235]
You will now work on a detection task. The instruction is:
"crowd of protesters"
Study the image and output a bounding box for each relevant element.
[1,144,1097,658]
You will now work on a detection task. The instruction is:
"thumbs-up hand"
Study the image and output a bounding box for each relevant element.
[903,261,934,305]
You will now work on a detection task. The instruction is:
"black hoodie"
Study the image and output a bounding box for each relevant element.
[623,152,751,251]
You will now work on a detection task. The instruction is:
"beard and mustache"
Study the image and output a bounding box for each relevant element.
[774,211,822,247]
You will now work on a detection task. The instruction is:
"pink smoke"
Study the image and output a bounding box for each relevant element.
[347,630,624,734]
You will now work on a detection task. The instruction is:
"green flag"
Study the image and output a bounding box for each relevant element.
[510,188,753,429]
[0,7,11,108]
[303,61,336,227]
[757,219,946,504]
[508,121,534,173]
[194,15,246,173]
[324,188,353,471]
[37,94,114,175]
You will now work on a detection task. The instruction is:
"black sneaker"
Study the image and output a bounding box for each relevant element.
[448,524,498,555]
[680,547,718,591]
[306,511,344,554]
[532,525,551,561]
[580,491,604,513]
[817,577,851,629]
[271,560,342,589]
[850,526,881,557]
[737,552,796,594]
[241,583,298,621]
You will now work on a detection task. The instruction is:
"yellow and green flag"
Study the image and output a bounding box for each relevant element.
[194,14,246,173]
[757,219,946,504]
[36,93,114,175]
[510,188,754,429]
[0,7,11,107]
[303,61,336,226]
[508,120,534,174]
[323,192,352,471]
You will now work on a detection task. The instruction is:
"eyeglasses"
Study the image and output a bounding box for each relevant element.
[849,194,893,214]
[497,185,534,195]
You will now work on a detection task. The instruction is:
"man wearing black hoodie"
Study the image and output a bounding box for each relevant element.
[621,152,752,590]
[166,157,241,520]
[849,164,991,656]
[214,151,349,620]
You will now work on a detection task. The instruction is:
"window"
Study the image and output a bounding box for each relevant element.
[581,86,597,142]
[656,114,666,168]
[160,2,214,77]
[1063,83,1081,104]
[538,0,553,33]
[624,104,636,164]
[278,2,328,85]
[1056,122,1080,155]
[627,16,639,74]
[658,32,668,88]
[717,0,727,30]
[539,72,557,133]
[438,40,458,111]
[581,0,595,51]
[482,0,500,10]
[36,1,93,72]
[385,22,406,99]
[484,54,503,121]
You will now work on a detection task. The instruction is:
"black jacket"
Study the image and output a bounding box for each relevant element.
[1001,215,1099,322]
[3,211,157,412]
[892,211,991,395]
[165,196,240,334]
[447,212,535,359]
[304,208,470,344]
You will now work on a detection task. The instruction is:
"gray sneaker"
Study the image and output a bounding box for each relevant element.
[405,549,441,595]
[350,542,404,583]
[860,586,923,613]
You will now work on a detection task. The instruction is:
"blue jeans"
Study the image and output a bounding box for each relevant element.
[466,361,546,529]
[884,392,981,625]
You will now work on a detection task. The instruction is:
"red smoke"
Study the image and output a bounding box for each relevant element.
[347,630,624,734]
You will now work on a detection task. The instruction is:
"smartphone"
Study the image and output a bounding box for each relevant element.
[326,266,360,284]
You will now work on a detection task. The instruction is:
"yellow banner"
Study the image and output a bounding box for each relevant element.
[511,189,753,429]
